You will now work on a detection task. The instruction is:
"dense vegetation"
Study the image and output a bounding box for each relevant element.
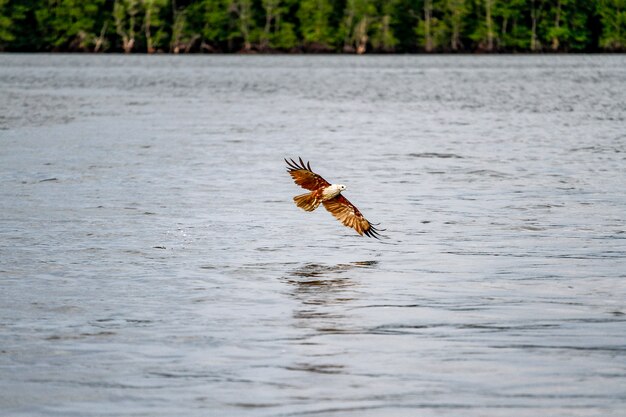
[1,0,625,53]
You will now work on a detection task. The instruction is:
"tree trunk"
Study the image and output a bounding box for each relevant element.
[315,0,324,41]
[242,6,251,50]
[381,14,392,51]
[451,8,460,51]
[144,4,153,53]
[263,11,272,49]
[170,0,178,52]
[184,34,200,53]
[262,0,278,50]
[123,37,135,53]
[355,16,368,54]
[424,0,432,52]
[343,2,355,52]
[531,0,538,51]
[552,0,561,51]
[94,22,108,52]
[114,0,136,53]
[235,0,252,51]
[485,0,493,51]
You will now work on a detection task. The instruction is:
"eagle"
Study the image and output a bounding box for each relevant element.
[285,157,383,239]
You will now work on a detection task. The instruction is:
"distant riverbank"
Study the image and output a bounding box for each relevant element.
[1,0,625,54]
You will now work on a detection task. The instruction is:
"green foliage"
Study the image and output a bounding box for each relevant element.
[541,0,593,51]
[259,0,298,50]
[272,21,297,49]
[297,0,335,49]
[390,0,419,52]
[370,5,398,52]
[340,0,379,53]
[34,0,105,50]
[445,0,469,50]
[196,0,230,48]
[493,0,530,50]
[142,0,169,52]
[416,0,450,51]
[230,0,256,50]
[598,0,626,50]
[467,0,497,51]
[0,0,14,46]
[0,0,623,52]
[113,0,140,52]
[2,1,38,50]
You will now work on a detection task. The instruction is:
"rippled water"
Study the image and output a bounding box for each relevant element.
[1,54,625,416]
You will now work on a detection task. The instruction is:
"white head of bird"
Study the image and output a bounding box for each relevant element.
[323,183,347,200]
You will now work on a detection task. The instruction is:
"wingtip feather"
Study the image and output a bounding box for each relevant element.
[286,158,300,171]
[285,157,314,173]
[364,224,386,239]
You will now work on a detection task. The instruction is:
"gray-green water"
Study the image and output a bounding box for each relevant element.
[1,54,625,416]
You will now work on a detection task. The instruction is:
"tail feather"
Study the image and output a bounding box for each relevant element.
[294,192,321,212]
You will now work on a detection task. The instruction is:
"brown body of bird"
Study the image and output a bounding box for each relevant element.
[285,157,383,239]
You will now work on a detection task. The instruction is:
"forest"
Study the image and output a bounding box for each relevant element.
[0,0,625,53]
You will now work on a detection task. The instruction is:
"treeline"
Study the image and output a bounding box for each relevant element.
[0,0,625,53]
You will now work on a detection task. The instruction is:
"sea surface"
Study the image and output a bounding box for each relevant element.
[1,54,625,416]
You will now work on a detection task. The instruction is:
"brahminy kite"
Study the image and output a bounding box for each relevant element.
[285,157,384,239]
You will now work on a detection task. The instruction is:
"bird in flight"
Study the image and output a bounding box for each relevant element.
[285,157,384,239]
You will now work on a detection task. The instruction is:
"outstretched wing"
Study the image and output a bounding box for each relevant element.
[285,157,331,191]
[322,195,383,239]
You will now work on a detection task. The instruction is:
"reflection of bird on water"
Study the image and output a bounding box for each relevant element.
[284,261,378,307]
[282,263,380,376]
[288,261,378,281]
[285,157,384,238]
